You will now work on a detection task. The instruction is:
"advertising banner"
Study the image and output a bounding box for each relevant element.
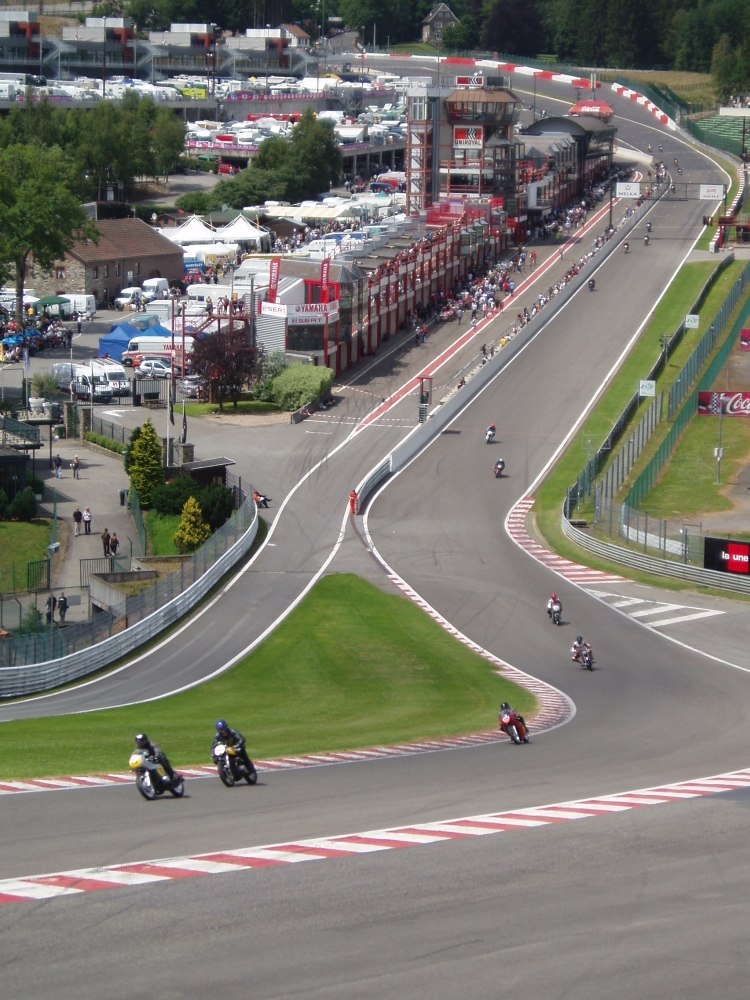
[741,327,750,350]
[453,126,484,148]
[258,300,286,317]
[704,536,750,574]
[455,75,483,87]
[616,182,641,199]
[698,391,750,416]
[699,184,725,201]
[268,256,281,303]
[320,258,330,303]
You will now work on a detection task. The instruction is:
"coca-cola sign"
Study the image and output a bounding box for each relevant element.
[698,391,750,416]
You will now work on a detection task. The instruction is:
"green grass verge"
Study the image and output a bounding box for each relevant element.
[389,42,437,54]
[0,520,51,591]
[145,510,180,555]
[641,414,750,518]
[0,574,537,780]
[183,400,281,417]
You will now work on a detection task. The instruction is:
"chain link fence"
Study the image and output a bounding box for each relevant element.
[597,394,663,502]
[591,493,709,567]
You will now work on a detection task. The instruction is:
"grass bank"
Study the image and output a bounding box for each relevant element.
[641,415,750,519]
[0,520,51,590]
[145,510,180,555]
[0,574,537,779]
[183,400,281,418]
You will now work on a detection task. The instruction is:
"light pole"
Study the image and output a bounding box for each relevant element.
[265,24,270,97]
[716,398,724,484]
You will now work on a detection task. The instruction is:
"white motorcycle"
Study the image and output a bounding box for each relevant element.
[129,749,184,800]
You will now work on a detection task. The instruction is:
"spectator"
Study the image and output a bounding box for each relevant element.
[58,593,68,622]
[53,454,62,479]
[109,532,119,555]
[67,329,74,349]
[101,527,111,556]
[82,507,92,534]
[45,594,57,623]
[71,455,80,479]
[73,506,83,536]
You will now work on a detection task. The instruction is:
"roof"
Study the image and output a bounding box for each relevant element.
[182,457,236,471]
[280,23,310,39]
[422,3,458,24]
[164,215,219,244]
[446,88,518,104]
[69,218,183,264]
[521,115,616,137]
[219,216,267,241]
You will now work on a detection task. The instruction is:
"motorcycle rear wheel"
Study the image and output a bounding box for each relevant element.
[245,764,258,785]
[136,772,156,800]
[169,777,185,797]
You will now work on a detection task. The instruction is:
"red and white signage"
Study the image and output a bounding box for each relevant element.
[258,299,286,317]
[699,391,750,416]
[268,256,281,303]
[258,300,339,325]
[704,536,750,574]
[453,126,483,148]
[740,327,750,350]
[320,258,330,303]
[456,75,483,87]
[568,101,614,122]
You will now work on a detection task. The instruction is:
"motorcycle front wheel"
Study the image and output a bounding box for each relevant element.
[218,760,235,787]
[169,777,185,797]
[136,772,156,800]
[507,725,521,745]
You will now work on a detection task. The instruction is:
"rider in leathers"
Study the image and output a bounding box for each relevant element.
[213,720,252,772]
[135,733,176,781]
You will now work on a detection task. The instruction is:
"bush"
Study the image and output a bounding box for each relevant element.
[254,350,289,402]
[9,487,37,522]
[0,488,8,520]
[18,604,45,635]
[128,418,164,507]
[151,475,234,531]
[27,476,44,496]
[173,495,211,552]
[31,372,60,399]
[271,364,333,411]
[85,431,126,455]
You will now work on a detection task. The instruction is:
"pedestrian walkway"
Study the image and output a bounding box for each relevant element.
[40,439,135,601]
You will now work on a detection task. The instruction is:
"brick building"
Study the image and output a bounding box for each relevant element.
[30,219,184,307]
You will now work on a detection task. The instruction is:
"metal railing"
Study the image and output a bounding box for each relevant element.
[129,482,147,556]
[92,415,128,445]
[597,394,662,502]
[0,496,259,689]
[79,555,131,588]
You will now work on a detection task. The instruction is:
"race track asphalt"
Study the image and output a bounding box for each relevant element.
[2,83,748,999]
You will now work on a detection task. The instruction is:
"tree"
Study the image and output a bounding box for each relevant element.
[175,191,211,214]
[442,15,479,51]
[191,331,262,409]
[152,107,186,177]
[18,604,45,635]
[712,33,741,101]
[0,143,98,320]
[128,418,164,506]
[173,496,211,552]
[123,424,142,474]
[283,109,342,201]
[0,487,8,520]
[481,0,544,56]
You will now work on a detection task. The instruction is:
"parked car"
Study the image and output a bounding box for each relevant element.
[217,162,239,175]
[135,359,173,378]
[178,375,208,399]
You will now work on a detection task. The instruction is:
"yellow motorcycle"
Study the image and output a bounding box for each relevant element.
[129,749,185,800]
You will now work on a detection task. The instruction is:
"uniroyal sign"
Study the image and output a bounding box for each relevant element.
[698,391,750,416]
[704,536,750,574]
[453,126,484,148]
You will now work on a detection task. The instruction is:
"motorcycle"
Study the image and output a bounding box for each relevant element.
[646,221,652,232]
[129,750,184,800]
[550,600,562,625]
[623,242,630,253]
[212,742,258,787]
[499,710,529,744]
[588,278,596,291]
[644,234,650,246]
[494,459,505,478]
[486,427,496,444]
[581,646,594,670]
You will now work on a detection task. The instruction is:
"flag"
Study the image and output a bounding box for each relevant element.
[170,397,174,425]
[268,256,281,303]
[182,409,188,444]
[320,258,330,303]
[22,347,29,369]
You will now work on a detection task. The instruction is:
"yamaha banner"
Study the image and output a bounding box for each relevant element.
[320,258,330,303]
[704,536,750,574]
[268,256,281,303]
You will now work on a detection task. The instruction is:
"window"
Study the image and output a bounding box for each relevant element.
[103,264,109,278]
[115,261,120,277]
[410,96,426,121]
[91,266,98,279]
[134,262,140,275]
[55,266,65,280]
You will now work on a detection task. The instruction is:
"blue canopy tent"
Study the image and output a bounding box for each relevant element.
[99,322,175,361]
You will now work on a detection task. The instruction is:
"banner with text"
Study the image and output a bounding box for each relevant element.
[698,391,750,416]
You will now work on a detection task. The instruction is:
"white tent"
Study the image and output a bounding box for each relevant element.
[165,216,218,245]
[181,242,240,262]
[218,216,267,242]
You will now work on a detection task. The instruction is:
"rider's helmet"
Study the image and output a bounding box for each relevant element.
[500,702,510,711]
[215,719,229,736]
[550,593,557,601]
[576,636,583,644]
[135,733,149,748]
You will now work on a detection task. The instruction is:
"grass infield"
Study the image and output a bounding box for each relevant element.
[182,400,281,417]
[0,519,51,590]
[0,574,537,780]
[145,510,181,556]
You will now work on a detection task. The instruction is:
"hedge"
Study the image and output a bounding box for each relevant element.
[271,364,333,411]
[85,432,127,455]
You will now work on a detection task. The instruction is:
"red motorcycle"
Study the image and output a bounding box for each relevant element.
[499,709,529,744]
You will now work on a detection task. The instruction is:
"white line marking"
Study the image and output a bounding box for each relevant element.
[648,610,726,627]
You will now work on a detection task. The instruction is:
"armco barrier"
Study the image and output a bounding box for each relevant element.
[0,502,259,699]
[561,507,750,596]
[356,202,649,511]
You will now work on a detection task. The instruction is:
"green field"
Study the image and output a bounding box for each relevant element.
[183,400,281,417]
[641,415,750,518]
[0,574,536,779]
[145,510,180,555]
[0,519,51,592]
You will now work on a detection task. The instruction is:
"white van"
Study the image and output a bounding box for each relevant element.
[121,334,194,368]
[141,278,170,302]
[61,294,96,318]
[52,364,114,401]
[115,287,143,310]
[92,359,130,396]
[186,284,234,305]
